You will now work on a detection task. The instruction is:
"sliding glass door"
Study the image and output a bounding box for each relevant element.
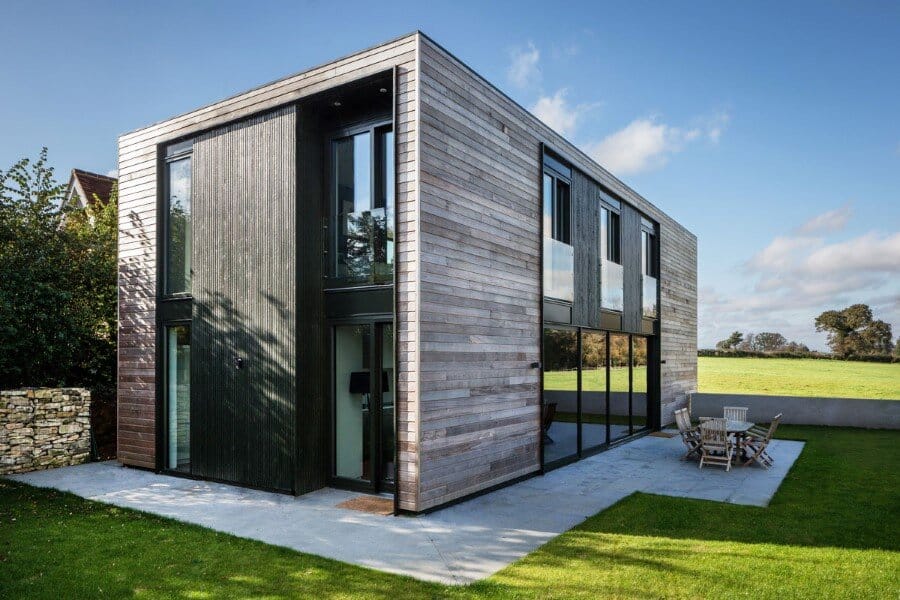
[541,328,655,467]
[333,321,394,491]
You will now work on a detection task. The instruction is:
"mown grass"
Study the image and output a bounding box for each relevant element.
[1,426,898,599]
[545,357,900,399]
[699,356,900,399]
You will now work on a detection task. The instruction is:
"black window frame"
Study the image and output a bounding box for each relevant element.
[161,319,192,475]
[600,203,621,265]
[543,154,572,246]
[325,118,394,289]
[641,226,658,278]
[161,141,193,299]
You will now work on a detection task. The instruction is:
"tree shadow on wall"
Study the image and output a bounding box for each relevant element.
[192,289,296,491]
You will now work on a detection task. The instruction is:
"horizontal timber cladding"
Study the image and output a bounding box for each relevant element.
[416,34,696,508]
[191,107,297,491]
[116,33,421,494]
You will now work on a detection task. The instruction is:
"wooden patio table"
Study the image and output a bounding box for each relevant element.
[701,419,755,463]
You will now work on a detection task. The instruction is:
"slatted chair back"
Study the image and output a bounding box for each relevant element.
[764,413,782,441]
[674,408,702,461]
[700,418,729,450]
[723,406,748,421]
[743,413,783,469]
[699,418,733,470]
[674,408,690,433]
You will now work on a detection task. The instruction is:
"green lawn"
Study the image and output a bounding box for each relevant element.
[546,358,900,399]
[2,426,898,598]
[545,366,646,393]
[699,356,900,399]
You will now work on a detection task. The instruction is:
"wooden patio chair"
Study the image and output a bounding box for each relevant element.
[542,402,557,444]
[674,408,701,461]
[699,418,734,471]
[741,413,782,469]
[723,406,749,421]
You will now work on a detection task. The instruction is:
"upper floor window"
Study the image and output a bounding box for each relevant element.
[600,200,623,312]
[330,123,394,287]
[164,142,192,296]
[641,229,658,278]
[543,154,573,302]
[600,206,621,264]
[641,223,659,318]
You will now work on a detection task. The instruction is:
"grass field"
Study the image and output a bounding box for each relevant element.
[545,357,899,399]
[1,426,898,598]
[698,356,900,399]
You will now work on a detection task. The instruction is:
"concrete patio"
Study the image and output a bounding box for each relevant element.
[7,433,804,585]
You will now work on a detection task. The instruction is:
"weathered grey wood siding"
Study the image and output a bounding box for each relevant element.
[117,35,421,491]
[190,107,296,491]
[416,34,696,509]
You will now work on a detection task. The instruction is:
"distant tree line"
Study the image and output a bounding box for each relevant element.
[708,304,899,362]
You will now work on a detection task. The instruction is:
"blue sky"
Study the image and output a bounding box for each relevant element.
[2,0,898,350]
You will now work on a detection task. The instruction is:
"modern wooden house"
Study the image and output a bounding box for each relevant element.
[117,32,697,513]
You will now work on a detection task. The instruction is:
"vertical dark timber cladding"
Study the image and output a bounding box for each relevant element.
[295,105,327,495]
[572,170,600,329]
[191,106,297,491]
[621,205,642,334]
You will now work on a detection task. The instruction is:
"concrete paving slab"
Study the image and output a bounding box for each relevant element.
[7,434,804,585]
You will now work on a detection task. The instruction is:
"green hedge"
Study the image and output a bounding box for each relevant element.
[698,349,899,363]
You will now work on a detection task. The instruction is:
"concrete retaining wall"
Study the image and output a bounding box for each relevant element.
[692,392,900,429]
[0,388,92,475]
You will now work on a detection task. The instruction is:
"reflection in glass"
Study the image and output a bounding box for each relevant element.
[608,333,630,441]
[333,128,393,286]
[542,328,578,463]
[632,336,649,431]
[642,275,658,318]
[543,173,574,302]
[165,157,192,295]
[380,324,395,486]
[601,260,624,311]
[166,325,190,472]
[334,324,372,481]
[544,239,574,302]
[581,330,607,450]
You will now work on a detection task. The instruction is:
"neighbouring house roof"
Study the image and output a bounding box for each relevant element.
[66,169,117,209]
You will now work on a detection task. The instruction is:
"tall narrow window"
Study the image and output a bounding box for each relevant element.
[641,227,658,318]
[543,155,573,303]
[600,204,623,312]
[166,324,191,472]
[330,125,394,286]
[542,327,578,464]
[165,152,192,295]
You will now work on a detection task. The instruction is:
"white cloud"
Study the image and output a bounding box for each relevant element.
[106,169,118,178]
[530,89,598,137]
[585,110,730,175]
[508,43,540,89]
[700,205,900,349]
[801,231,900,275]
[586,118,689,175]
[795,203,852,235]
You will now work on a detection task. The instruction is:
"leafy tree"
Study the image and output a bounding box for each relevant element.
[0,149,117,397]
[815,304,894,357]
[716,331,743,351]
[754,332,788,352]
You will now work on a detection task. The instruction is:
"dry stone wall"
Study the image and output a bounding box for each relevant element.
[1,388,91,475]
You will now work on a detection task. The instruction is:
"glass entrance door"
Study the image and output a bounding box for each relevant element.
[333,321,394,491]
